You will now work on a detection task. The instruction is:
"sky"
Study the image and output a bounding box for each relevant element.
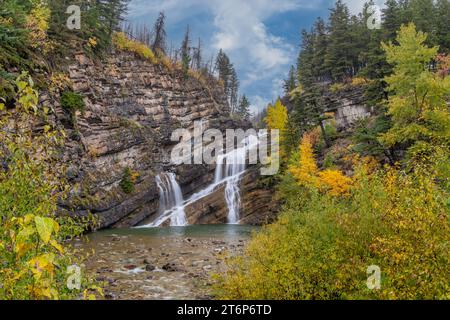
[127,0,385,115]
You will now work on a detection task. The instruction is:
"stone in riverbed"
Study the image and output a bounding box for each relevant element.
[123,264,137,270]
[162,263,182,272]
[145,264,156,272]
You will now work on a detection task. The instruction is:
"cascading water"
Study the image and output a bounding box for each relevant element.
[214,141,248,224]
[151,173,187,227]
[141,134,260,228]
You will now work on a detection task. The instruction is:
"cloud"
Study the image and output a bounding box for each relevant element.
[127,0,328,113]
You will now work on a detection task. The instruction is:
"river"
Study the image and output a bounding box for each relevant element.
[80,225,257,300]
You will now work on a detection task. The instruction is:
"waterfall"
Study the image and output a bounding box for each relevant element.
[151,173,187,227]
[214,141,248,224]
[140,134,260,228]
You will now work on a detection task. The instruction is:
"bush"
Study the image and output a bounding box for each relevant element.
[61,91,85,114]
[0,73,100,300]
[119,167,136,194]
[214,164,449,299]
[330,82,345,93]
[113,32,157,65]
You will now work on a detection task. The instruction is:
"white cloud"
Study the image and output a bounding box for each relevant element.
[127,0,325,111]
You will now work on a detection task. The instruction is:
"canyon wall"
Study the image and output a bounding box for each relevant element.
[44,50,276,229]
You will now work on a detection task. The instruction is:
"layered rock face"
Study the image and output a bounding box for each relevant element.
[324,85,373,129]
[50,51,276,228]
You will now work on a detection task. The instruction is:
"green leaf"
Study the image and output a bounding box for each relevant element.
[34,216,56,244]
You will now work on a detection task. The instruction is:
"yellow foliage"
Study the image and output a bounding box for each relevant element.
[112,32,158,64]
[290,130,353,197]
[330,82,346,93]
[88,37,98,48]
[216,164,449,300]
[317,169,352,196]
[25,2,52,52]
[351,77,368,86]
[289,133,318,187]
[265,99,288,132]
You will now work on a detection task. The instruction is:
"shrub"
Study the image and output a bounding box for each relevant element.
[61,91,85,114]
[330,82,345,93]
[214,164,449,299]
[119,167,135,194]
[113,32,157,65]
[351,77,368,86]
[0,73,100,300]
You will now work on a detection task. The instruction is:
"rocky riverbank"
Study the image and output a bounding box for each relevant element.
[79,225,255,300]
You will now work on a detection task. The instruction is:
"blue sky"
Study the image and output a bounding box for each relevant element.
[126,0,384,115]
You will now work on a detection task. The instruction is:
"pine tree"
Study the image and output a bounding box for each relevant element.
[152,11,167,55]
[325,0,353,82]
[283,65,297,94]
[236,95,251,120]
[229,68,239,112]
[311,17,329,81]
[215,49,239,110]
[181,25,191,78]
[435,0,450,53]
[382,0,402,40]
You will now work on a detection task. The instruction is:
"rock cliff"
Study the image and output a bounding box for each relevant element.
[41,50,277,229]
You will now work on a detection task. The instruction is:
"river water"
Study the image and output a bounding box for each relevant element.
[80,225,257,300]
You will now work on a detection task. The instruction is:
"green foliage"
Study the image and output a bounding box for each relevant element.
[235,95,251,120]
[353,116,392,159]
[380,24,450,165]
[0,73,99,300]
[119,167,134,194]
[60,91,85,127]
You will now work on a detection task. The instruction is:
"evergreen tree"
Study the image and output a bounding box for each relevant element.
[283,65,297,94]
[236,95,251,120]
[435,0,450,53]
[192,38,202,70]
[311,17,329,81]
[181,25,191,78]
[297,29,315,85]
[152,11,167,55]
[325,0,353,81]
[229,68,239,112]
[382,0,402,40]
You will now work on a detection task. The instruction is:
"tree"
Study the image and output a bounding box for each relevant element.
[325,0,353,81]
[215,49,239,110]
[181,25,191,78]
[236,95,251,120]
[229,68,239,112]
[382,0,403,40]
[192,38,202,70]
[265,99,288,151]
[152,11,167,55]
[283,65,297,94]
[311,17,330,81]
[380,23,450,162]
[435,0,450,53]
